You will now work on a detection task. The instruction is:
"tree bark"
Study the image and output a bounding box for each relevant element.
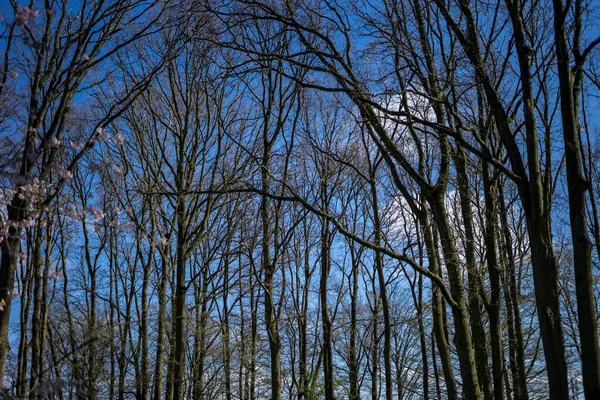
[429,191,482,400]
[421,211,459,400]
[482,155,505,400]
[455,150,493,400]
[551,0,600,397]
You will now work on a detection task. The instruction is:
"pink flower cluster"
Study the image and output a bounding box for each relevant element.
[17,178,47,202]
[96,127,111,142]
[56,166,73,180]
[113,132,125,146]
[87,206,106,223]
[70,141,84,151]
[15,7,39,26]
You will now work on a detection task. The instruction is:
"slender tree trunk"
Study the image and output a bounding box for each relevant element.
[109,237,116,400]
[140,243,152,400]
[299,235,311,400]
[81,211,99,399]
[250,272,259,400]
[261,130,281,399]
[348,245,360,400]
[29,225,44,398]
[369,179,393,400]
[16,249,32,398]
[320,214,335,400]
[37,228,52,391]
[0,204,24,386]
[551,1,600,397]
[429,192,482,400]
[431,327,443,400]
[153,250,169,400]
[371,294,379,400]
[499,187,529,400]
[239,264,248,400]
[193,271,208,399]
[222,257,232,400]
[165,255,176,400]
[319,173,335,399]
[173,194,187,400]
[455,150,493,400]
[416,272,429,399]
[421,212,458,400]
[482,154,505,400]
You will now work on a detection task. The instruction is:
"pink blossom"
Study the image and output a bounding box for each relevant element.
[88,207,105,222]
[15,7,39,26]
[50,137,60,149]
[96,127,110,142]
[113,132,125,146]
[157,237,168,247]
[57,167,73,180]
[111,164,123,175]
[70,141,83,151]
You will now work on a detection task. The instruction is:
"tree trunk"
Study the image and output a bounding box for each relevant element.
[320,213,335,400]
[370,179,393,400]
[29,225,44,398]
[0,203,24,387]
[152,250,169,400]
[421,211,458,400]
[482,155,505,400]
[429,192,482,400]
[371,294,379,400]
[173,195,187,400]
[455,150,493,400]
[348,244,360,400]
[498,187,529,400]
[551,0,600,397]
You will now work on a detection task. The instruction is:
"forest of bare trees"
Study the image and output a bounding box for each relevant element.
[1,0,600,399]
